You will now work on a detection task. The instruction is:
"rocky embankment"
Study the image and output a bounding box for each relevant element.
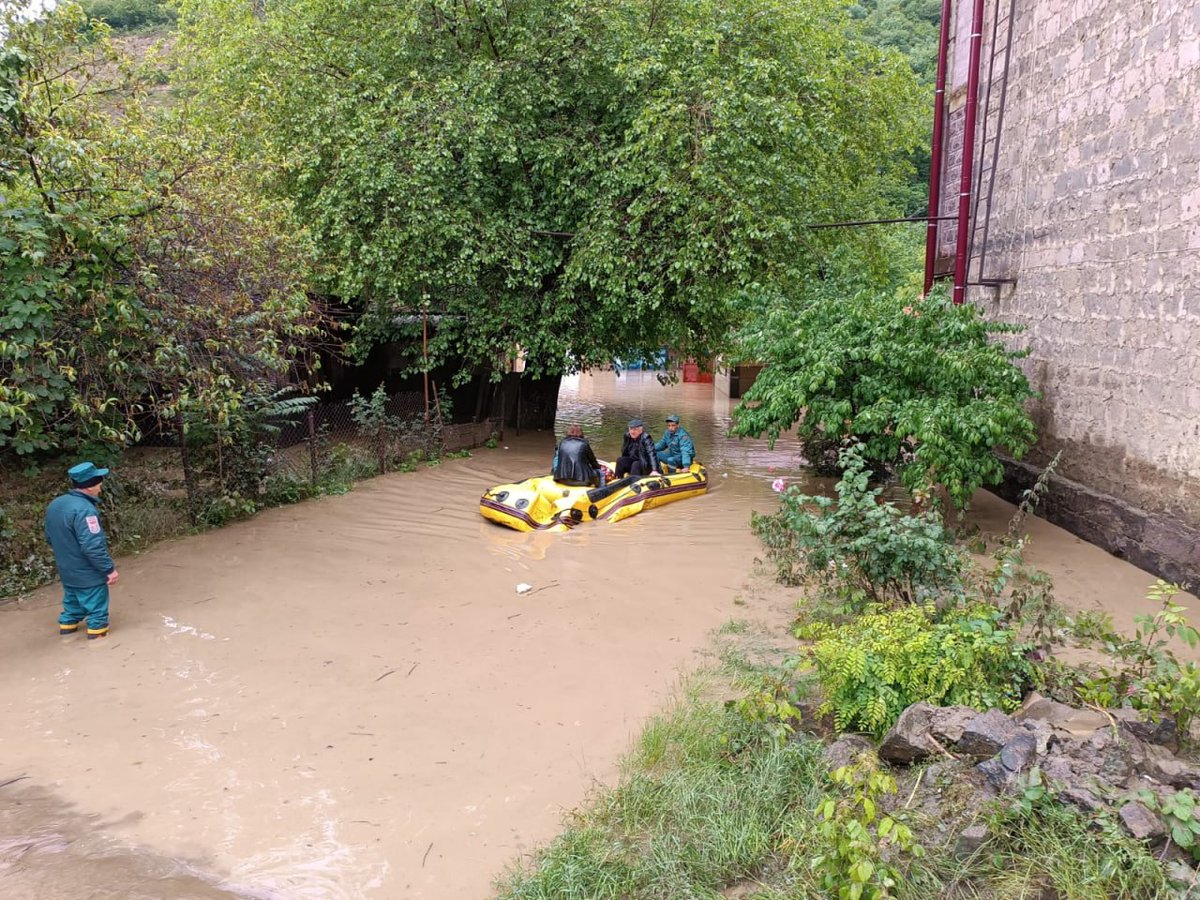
[822,694,1200,882]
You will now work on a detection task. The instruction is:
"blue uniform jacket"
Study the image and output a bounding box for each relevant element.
[655,427,696,467]
[44,490,115,588]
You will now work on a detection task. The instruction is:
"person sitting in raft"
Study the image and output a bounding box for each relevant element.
[552,424,606,486]
[615,418,661,479]
[654,414,696,473]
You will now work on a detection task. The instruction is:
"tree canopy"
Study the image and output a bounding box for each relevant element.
[849,0,941,84]
[1,1,322,457]
[78,0,177,34]
[178,0,925,380]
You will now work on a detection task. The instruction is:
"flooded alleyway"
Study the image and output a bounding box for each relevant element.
[0,372,1187,899]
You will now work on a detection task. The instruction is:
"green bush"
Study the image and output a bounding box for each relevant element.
[261,472,316,507]
[801,603,1031,735]
[733,288,1038,508]
[0,501,57,597]
[792,757,923,900]
[754,444,967,609]
[318,442,380,492]
[181,390,315,510]
[1070,581,1200,735]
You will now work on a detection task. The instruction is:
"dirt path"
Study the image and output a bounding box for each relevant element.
[1,373,1191,898]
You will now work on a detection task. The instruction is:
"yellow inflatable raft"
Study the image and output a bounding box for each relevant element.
[480,462,708,532]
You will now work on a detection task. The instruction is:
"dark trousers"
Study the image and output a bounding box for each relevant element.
[59,584,110,634]
[615,457,648,478]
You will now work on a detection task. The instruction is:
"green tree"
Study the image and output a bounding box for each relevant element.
[849,0,941,84]
[78,0,177,33]
[177,0,924,382]
[731,286,1037,507]
[0,1,323,457]
[848,0,941,216]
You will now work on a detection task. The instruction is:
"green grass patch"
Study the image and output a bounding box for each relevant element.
[910,802,1176,899]
[495,679,826,899]
[495,673,1186,899]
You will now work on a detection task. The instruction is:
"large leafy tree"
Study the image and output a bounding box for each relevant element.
[0,1,323,456]
[177,0,924,380]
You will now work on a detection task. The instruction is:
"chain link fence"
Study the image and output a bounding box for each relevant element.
[1,390,502,598]
[174,390,502,526]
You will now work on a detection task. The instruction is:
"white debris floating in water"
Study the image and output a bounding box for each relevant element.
[515,583,533,595]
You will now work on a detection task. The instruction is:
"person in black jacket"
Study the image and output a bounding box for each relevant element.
[552,424,606,486]
[615,418,661,479]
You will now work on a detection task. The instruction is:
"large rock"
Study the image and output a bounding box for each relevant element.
[1111,707,1180,752]
[957,709,1019,759]
[1059,786,1104,812]
[1119,801,1166,841]
[1013,692,1110,737]
[1020,719,1056,756]
[930,706,980,744]
[879,703,985,764]
[999,732,1039,773]
[823,735,874,771]
[976,731,1040,791]
[1136,745,1200,790]
[954,823,989,858]
[978,757,1012,791]
[879,703,939,764]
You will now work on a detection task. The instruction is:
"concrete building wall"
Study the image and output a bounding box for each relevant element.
[936,0,1200,585]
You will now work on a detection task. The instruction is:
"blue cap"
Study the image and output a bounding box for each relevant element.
[628,418,645,429]
[665,414,681,423]
[68,461,110,485]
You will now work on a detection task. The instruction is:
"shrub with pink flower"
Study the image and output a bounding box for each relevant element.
[771,477,786,493]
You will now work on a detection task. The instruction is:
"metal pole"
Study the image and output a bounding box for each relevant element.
[924,0,954,296]
[952,0,988,305]
[431,379,446,452]
[809,214,957,230]
[177,409,197,525]
[307,408,318,487]
[422,309,431,425]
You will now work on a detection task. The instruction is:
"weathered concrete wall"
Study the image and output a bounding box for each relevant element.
[936,0,1200,585]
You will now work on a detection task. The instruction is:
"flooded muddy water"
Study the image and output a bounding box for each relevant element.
[0,371,1188,899]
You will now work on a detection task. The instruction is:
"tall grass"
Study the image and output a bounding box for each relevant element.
[911,802,1175,899]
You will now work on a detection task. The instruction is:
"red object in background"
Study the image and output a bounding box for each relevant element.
[682,360,713,383]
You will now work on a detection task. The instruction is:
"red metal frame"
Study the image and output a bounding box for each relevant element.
[923,0,954,296]
[952,0,988,305]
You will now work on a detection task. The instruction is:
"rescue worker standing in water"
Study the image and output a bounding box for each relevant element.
[44,462,119,639]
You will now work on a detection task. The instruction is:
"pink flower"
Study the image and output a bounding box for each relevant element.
[772,478,786,493]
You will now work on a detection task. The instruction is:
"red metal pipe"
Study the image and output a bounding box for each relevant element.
[952,0,988,305]
[923,0,954,296]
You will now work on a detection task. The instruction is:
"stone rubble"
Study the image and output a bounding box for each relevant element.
[872,693,1200,858]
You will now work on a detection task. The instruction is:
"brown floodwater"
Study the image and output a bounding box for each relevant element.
[0,371,1189,899]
